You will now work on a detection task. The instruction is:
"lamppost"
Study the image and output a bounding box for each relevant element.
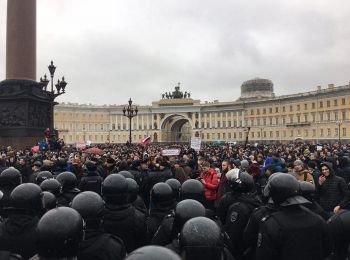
[337,120,343,145]
[39,60,67,130]
[123,98,138,145]
[244,126,251,149]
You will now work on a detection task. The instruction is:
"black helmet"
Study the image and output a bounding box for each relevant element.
[180,179,205,203]
[10,183,43,212]
[269,173,309,206]
[37,207,84,258]
[42,191,57,210]
[299,181,316,200]
[174,199,206,232]
[263,172,283,198]
[102,174,128,204]
[0,190,3,201]
[36,171,53,185]
[0,167,21,188]
[71,191,104,220]
[151,183,174,206]
[126,245,181,260]
[166,178,181,200]
[118,170,134,179]
[56,171,77,190]
[126,178,139,203]
[226,169,254,192]
[40,179,62,196]
[327,210,350,239]
[179,216,223,260]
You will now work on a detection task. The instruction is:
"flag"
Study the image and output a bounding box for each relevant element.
[141,136,151,144]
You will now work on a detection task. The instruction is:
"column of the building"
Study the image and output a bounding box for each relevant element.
[209,113,212,128]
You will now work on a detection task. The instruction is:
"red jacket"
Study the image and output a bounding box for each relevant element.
[200,168,219,201]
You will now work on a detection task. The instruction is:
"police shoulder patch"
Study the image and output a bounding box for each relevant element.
[230,211,239,222]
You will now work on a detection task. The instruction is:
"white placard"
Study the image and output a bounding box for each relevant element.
[162,149,180,156]
[190,137,201,151]
[316,145,323,152]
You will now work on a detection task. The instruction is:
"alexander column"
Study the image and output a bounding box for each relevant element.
[0,0,65,149]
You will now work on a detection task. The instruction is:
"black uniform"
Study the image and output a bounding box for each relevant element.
[56,188,80,207]
[78,229,126,260]
[78,171,103,195]
[243,203,278,260]
[0,213,39,259]
[103,203,147,253]
[256,205,331,260]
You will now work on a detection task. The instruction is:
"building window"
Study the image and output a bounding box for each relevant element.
[312,102,315,109]
[282,106,286,112]
[217,133,221,139]
[269,117,273,125]
[263,118,266,126]
[320,129,324,137]
[343,128,347,137]
[327,128,331,137]
[228,121,232,127]
[319,112,323,122]
[275,117,279,125]
[257,118,261,126]
[282,116,286,125]
[228,133,231,139]
[212,133,215,139]
[223,121,226,128]
[312,129,316,137]
[263,131,266,138]
[326,100,330,107]
[275,107,279,113]
[239,132,242,139]
[250,119,254,126]
[217,121,221,128]
[297,104,300,111]
[334,111,338,121]
[304,103,307,110]
[269,108,272,113]
[263,108,266,114]
[289,115,293,124]
[342,98,346,105]
[334,99,338,106]
[276,131,279,138]
[342,111,346,120]
[234,133,237,139]
[326,112,330,122]
[304,114,308,122]
[320,101,323,108]
[304,129,308,137]
[297,114,301,123]
[257,109,260,115]
[223,133,226,139]
[312,113,316,123]
[270,131,273,138]
[290,105,293,112]
[101,135,104,141]
[207,133,210,139]
[251,110,254,115]
[100,124,104,130]
[335,128,338,137]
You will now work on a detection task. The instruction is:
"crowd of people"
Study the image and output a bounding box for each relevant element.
[1,141,350,259]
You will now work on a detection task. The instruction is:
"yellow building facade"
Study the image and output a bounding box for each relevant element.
[54,79,350,144]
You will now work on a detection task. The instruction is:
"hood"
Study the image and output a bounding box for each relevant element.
[320,162,335,177]
[280,195,311,207]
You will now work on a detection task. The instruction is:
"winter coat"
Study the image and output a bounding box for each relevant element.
[200,168,219,201]
[318,162,349,212]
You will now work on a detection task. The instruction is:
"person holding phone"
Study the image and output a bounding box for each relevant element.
[318,162,349,216]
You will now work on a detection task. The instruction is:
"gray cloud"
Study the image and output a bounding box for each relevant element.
[0,0,349,105]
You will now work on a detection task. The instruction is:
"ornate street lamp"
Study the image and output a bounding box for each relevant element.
[39,60,68,130]
[123,98,138,145]
[244,126,251,149]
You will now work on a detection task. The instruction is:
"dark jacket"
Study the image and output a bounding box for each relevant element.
[79,171,103,195]
[0,213,39,259]
[103,203,147,253]
[317,162,349,212]
[78,228,126,260]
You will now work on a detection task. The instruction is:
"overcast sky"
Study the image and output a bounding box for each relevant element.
[0,0,350,106]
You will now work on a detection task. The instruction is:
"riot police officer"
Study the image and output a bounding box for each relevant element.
[102,174,147,253]
[327,209,350,260]
[35,171,53,185]
[256,173,331,260]
[56,171,80,206]
[179,217,234,260]
[151,199,206,251]
[147,182,176,241]
[218,169,261,260]
[0,167,22,212]
[41,191,56,213]
[34,207,84,259]
[166,178,181,202]
[0,183,42,259]
[39,179,61,197]
[71,191,126,260]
